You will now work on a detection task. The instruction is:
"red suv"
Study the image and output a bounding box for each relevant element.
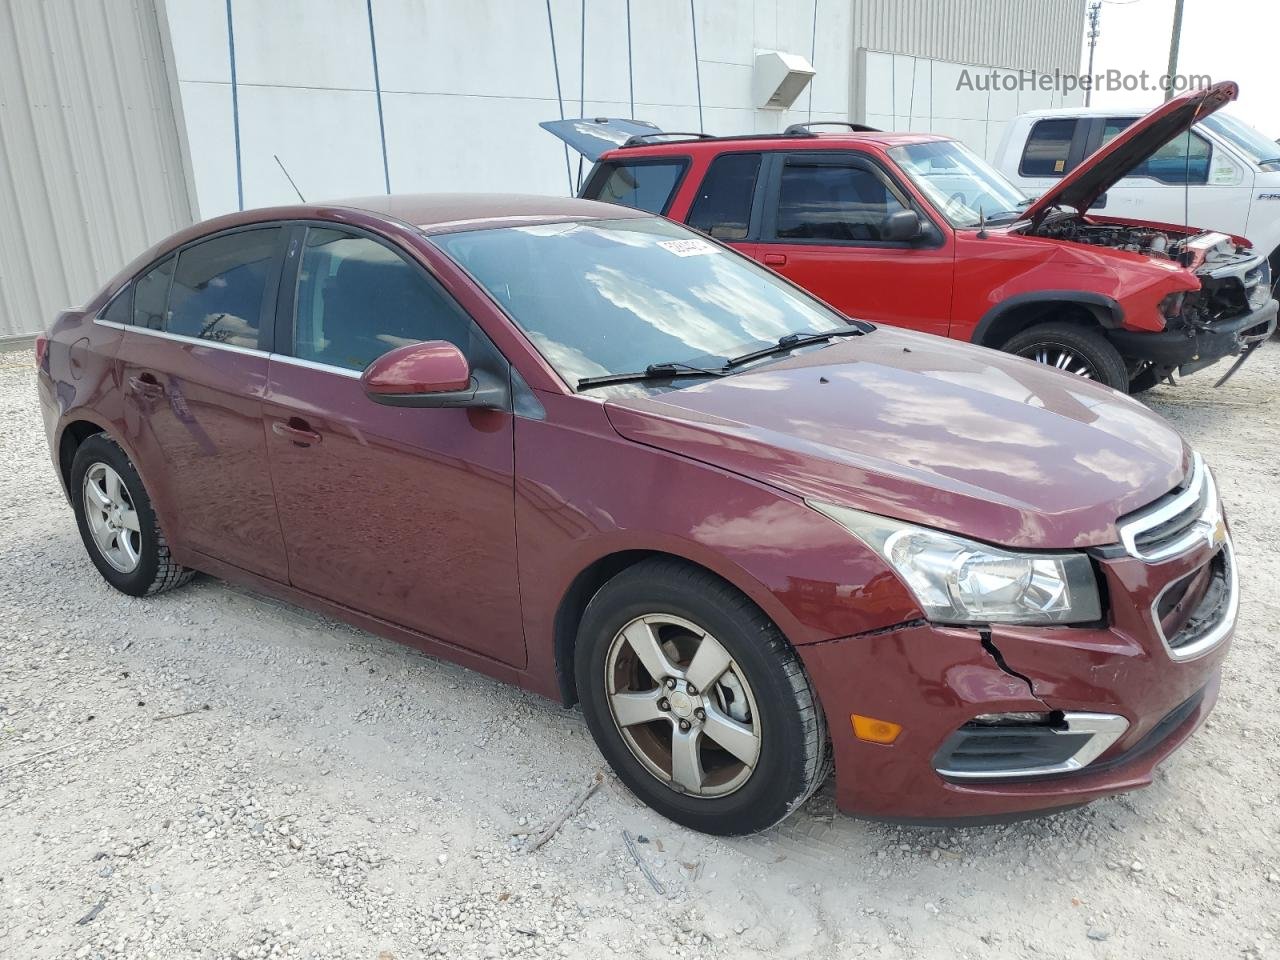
[39,195,1234,833]
[573,82,1276,392]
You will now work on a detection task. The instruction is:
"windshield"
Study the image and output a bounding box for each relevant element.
[1202,112,1280,169]
[888,140,1029,227]
[431,217,848,389]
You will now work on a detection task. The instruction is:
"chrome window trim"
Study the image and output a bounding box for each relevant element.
[268,353,363,379]
[1116,453,1219,562]
[94,317,268,358]
[935,712,1130,780]
[95,317,362,378]
[1152,538,1238,662]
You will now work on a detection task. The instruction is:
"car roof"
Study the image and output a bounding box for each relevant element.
[1016,106,1153,119]
[335,193,645,234]
[603,130,951,158]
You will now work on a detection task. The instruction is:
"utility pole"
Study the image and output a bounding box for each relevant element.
[1164,0,1185,101]
[1085,1,1101,107]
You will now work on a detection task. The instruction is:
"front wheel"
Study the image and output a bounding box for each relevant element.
[1002,321,1129,391]
[575,558,829,835]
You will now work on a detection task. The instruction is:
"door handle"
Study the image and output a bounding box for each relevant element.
[127,374,165,398]
[272,418,322,446]
[763,253,788,266]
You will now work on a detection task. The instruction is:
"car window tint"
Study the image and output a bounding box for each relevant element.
[101,285,134,325]
[1021,118,1078,177]
[587,160,685,213]
[775,163,907,242]
[1102,119,1211,184]
[167,228,280,347]
[293,228,478,372]
[133,255,174,330]
[687,153,762,240]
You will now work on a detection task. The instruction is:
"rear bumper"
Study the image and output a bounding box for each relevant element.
[796,540,1232,822]
[1106,298,1277,371]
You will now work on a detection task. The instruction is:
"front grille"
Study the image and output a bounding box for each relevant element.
[1154,545,1237,660]
[1116,454,1218,562]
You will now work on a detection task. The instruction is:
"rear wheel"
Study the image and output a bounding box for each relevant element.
[1002,321,1129,391]
[70,434,194,596]
[575,558,828,835]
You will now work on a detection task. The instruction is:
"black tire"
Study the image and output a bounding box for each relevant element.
[574,557,828,835]
[70,434,194,597]
[1002,321,1129,392]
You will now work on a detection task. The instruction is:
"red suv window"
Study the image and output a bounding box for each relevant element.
[582,159,687,214]
[686,153,762,240]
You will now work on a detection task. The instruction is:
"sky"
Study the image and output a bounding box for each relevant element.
[1084,0,1279,138]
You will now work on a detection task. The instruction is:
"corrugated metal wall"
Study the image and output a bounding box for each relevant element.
[852,0,1086,75]
[0,0,192,340]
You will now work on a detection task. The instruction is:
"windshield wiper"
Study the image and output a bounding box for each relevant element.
[724,325,869,369]
[576,361,728,390]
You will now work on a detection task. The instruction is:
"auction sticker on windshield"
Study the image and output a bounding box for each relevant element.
[658,238,718,257]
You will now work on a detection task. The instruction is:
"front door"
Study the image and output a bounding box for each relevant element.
[263,225,525,667]
[755,153,954,334]
[116,226,290,580]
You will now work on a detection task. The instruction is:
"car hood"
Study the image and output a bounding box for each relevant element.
[1022,81,1239,225]
[603,329,1190,550]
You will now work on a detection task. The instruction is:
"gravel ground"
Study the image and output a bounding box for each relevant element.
[2,343,1278,960]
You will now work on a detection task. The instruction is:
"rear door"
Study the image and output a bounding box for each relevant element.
[755,152,953,333]
[262,225,525,667]
[115,226,289,580]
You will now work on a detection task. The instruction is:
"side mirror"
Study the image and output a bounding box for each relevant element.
[881,209,924,243]
[361,340,507,409]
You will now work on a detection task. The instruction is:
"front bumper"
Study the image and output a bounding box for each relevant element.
[796,535,1233,823]
[1106,298,1277,373]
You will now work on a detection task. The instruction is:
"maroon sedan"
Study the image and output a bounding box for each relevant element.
[37,195,1235,833]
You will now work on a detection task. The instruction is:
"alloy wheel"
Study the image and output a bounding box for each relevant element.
[1014,342,1101,380]
[82,462,142,573]
[604,614,762,797]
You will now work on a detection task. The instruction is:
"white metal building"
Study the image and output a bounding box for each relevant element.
[0,0,1086,340]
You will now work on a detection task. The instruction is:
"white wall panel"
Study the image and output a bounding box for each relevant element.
[0,0,192,339]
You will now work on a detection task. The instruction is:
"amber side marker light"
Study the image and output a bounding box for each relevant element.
[852,714,902,744]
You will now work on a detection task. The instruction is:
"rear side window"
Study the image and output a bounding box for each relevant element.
[687,153,762,240]
[585,160,686,214]
[133,255,174,330]
[1020,118,1078,177]
[292,227,481,372]
[1102,118,1211,184]
[774,162,907,242]
[167,228,281,348]
[100,286,134,325]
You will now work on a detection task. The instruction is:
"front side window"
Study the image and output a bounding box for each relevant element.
[1202,113,1280,170]
[889,140,1029,227]
[293,228,479,372]
[1101,119,1212,185]
[774,161,908,242]
[1020,118,1078,177]
[167,228,281,347]
[687,153,762,240]
[584,160,686,214]
[133,255,174,331]
[432,217,847,388]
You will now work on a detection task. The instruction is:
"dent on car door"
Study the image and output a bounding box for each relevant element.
[113,226,290,580]
[263,225,526,668]
[757,153,953,333]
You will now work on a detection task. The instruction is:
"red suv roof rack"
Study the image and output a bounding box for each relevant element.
[783,121,882,135]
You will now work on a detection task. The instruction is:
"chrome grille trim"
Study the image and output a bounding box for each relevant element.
[1116,454,1219,562]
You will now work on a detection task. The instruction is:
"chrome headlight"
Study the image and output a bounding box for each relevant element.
[809,501,1102,625]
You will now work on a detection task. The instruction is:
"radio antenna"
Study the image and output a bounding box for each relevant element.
[274,154,306,203]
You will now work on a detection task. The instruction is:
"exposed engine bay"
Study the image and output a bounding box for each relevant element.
[1035,217,1273,323]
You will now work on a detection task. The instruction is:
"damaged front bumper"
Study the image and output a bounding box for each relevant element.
[796,535,1234,823]
[1106,296,1277,377]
